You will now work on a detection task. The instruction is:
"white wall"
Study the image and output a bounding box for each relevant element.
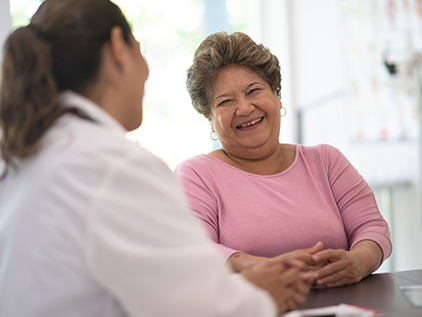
[0,0,12,68]
[260,0,297,143]
[262,0,422,272]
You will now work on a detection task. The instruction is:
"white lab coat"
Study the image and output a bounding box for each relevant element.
[0,91,276,317]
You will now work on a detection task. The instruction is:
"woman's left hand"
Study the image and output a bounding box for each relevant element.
[310,249,363,288]
[311,240,383,288]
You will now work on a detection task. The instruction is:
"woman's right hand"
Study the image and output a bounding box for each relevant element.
[228,242,325,274]
[277,242,326,272]
[241,257,316,313]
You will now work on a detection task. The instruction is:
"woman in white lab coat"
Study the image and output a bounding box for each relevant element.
[0,0,315,316]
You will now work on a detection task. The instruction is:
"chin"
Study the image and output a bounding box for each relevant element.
[128,122,142,131]
[124,116,143,131]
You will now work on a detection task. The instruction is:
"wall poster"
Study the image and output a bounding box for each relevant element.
[340,0,422,142]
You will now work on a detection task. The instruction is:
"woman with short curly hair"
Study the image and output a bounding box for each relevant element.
[176,31,392,289]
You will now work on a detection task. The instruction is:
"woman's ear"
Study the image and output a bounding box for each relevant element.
[107,26,129,73]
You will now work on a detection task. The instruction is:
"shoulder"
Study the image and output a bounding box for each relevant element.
[299,143,339,154]
[175,154,217,175]
[298,143,343,162]
[296,144,353,175]
[174,154,240,188]
[42,115,170,180]
[298,144,360,183]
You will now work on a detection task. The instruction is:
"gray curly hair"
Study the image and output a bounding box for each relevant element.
[186,31,281,121]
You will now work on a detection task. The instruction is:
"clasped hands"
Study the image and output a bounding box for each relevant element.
[284,241,367,288]
[236,241,374,313]
[240,252,316,313]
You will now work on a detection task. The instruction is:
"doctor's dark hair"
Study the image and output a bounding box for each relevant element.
[0,0,132,178]
[186,31,281,121]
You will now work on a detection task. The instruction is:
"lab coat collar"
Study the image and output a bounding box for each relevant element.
[58,90,127,135]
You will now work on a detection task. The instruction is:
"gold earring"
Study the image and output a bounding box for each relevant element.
[280,107,287,117]
[210,130,218,141]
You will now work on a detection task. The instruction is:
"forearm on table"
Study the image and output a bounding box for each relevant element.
[350,240,383,278]
[228,252,269,273]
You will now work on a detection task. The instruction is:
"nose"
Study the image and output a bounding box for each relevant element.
[235,98,254,116]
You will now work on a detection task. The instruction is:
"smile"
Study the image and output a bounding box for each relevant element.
[236,117,264,129]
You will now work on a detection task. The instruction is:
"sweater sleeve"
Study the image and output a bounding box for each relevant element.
[85,150,276,317]
[321,145,392,262]
[174,159,241,259]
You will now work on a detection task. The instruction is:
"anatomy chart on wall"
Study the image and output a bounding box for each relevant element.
[340,0,422,143]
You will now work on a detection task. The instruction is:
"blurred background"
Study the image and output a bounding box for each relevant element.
[1,0,422,273]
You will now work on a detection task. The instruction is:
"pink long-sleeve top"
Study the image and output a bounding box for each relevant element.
[175,144,392,263]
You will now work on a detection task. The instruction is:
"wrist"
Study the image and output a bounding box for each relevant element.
[350,240,383,277]
[228,252,267,273]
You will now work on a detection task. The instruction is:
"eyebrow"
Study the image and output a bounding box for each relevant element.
[214,94,230,104]
[214,82,264,103]
[247,82,264,89]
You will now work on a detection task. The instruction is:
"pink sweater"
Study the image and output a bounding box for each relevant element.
[175,144,392,263]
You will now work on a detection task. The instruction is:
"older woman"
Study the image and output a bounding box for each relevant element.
[175,31,392,288]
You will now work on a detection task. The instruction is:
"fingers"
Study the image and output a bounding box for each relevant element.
[293,241,323,254]
[302,270,317,283]
[316,265,361,288]
[241,260,299,290]
[279,265,302,286]
[298,271,317,291]
[271,253,304,269]
[244,264,301,313]
[307,241,324,254]
[289,290,308,306]
[277,270,314,312]
[273,246,325,271]
[283,297,299,312]
[281,242,325,271]
[294,254,326,271]
[271,265,318,313]
[315,265,346,286]
[312,248,340,263]
[312,250,363,288]
[314,256,346,286]
[274,267,307,313]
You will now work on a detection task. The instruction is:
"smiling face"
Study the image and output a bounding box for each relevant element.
[210,64,282,159]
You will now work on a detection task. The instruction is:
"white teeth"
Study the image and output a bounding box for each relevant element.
[237,117,263,128]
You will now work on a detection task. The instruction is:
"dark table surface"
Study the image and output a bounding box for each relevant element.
[297,269,422,316]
